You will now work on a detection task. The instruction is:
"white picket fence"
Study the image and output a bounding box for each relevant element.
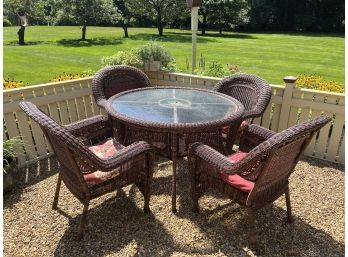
[3,72,345,167]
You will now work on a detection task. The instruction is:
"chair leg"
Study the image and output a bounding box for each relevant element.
[144,152,154,213]
[192,193,199,213]
[188,157,200,213]
[246,208,257,249]
[77,203,89,240]
[191,181,200,213]
[52,174,62,210]
[143,182,151,213]
[285,189,294,223]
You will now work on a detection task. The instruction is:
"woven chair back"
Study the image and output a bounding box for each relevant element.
[19,101,91,196]
[92,65,151,106]
[214,74,271,119]
[246,115,331,208]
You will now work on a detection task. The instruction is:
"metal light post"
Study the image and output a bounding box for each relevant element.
[186,0,202,72]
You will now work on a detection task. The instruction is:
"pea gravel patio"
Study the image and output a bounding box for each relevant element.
[4,156,344,257]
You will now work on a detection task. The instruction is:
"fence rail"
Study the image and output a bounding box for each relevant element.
[3,72,345,167]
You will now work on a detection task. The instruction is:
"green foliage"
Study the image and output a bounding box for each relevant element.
[3,0,344,32]
[4,0,47,25]
[205,62,230,77]
[249,0,344,32]
[127,0,187,35]
[195,61,230,77]
[101,51,142,68]
[101,43,175,70]
[54,0,118,29]
[74,0,117,24]
[201,0,250,33]
[294,14,316,31]
[113,0,135,26]
[296,75,344,93]
[3,137,25,168]
[194,60,242,78]
[3,18,12,26]
[135,42,175,69]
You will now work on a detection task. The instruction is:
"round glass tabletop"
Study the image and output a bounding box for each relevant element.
[107,87,244,131]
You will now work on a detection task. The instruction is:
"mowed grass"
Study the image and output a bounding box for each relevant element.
[3,26,344,85]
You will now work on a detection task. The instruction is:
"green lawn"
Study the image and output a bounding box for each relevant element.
[3,26,344,85]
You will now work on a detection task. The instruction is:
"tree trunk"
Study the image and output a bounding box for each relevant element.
[219,26,222,34]
[201,13,207,35]
[158,26,163,36]
[81,25,86,40]
[122,26,129,38]
[157,11,163,36]
[17,26,25,45]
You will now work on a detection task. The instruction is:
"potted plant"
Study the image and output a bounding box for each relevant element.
[3,137,24,193]
[135,42,175,71]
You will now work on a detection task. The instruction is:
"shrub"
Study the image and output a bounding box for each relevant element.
[135,42,175,70]
[202,62,230,77]
[3,79,27,90]
[192,55,241,78]
[3,18,12,27]
[101,51,142,68]
[4,136,27,169]
[50,70,94,82]
[296,74,344,93]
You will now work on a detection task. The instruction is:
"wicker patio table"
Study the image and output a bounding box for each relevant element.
[105,87,245,212]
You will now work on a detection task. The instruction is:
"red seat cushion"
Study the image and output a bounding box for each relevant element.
[220,151,254,193]
[227,151,248,163]
[88,138,124,159]
[83,139,124,186]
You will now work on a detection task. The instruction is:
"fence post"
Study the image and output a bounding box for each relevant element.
[277,76,297,131]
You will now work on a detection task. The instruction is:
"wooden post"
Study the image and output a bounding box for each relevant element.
[277,76,297,132]
[191,7,199,72]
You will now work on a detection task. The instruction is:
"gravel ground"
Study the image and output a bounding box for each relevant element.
[4,156,344,257]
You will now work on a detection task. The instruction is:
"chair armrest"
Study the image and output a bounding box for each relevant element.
[188,142,269,181]
[239,124,276,152]
[64,115,113,140]
[96,99,107,109]
[242,110,263,120]
[92,141,154,171]
[188,142,238,176]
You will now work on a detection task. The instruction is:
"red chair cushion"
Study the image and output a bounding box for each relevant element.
[83,139,124,186]
[88,138,124,159]
[220,151,254,193]
[227,151,248,162]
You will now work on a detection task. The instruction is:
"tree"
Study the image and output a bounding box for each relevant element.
[199,0,214,35]
[249,0,344,32]
[4,0,46,45]
[56,0,118,40]
[112,0,136,38]
[206,0,250,34]
[127,0,187,36]
[43,0,56,26]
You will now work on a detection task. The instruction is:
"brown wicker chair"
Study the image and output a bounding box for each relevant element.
[19,101,154,239]
[92,65,152,108]
[214,74,272,153]
[188,115,331,248]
